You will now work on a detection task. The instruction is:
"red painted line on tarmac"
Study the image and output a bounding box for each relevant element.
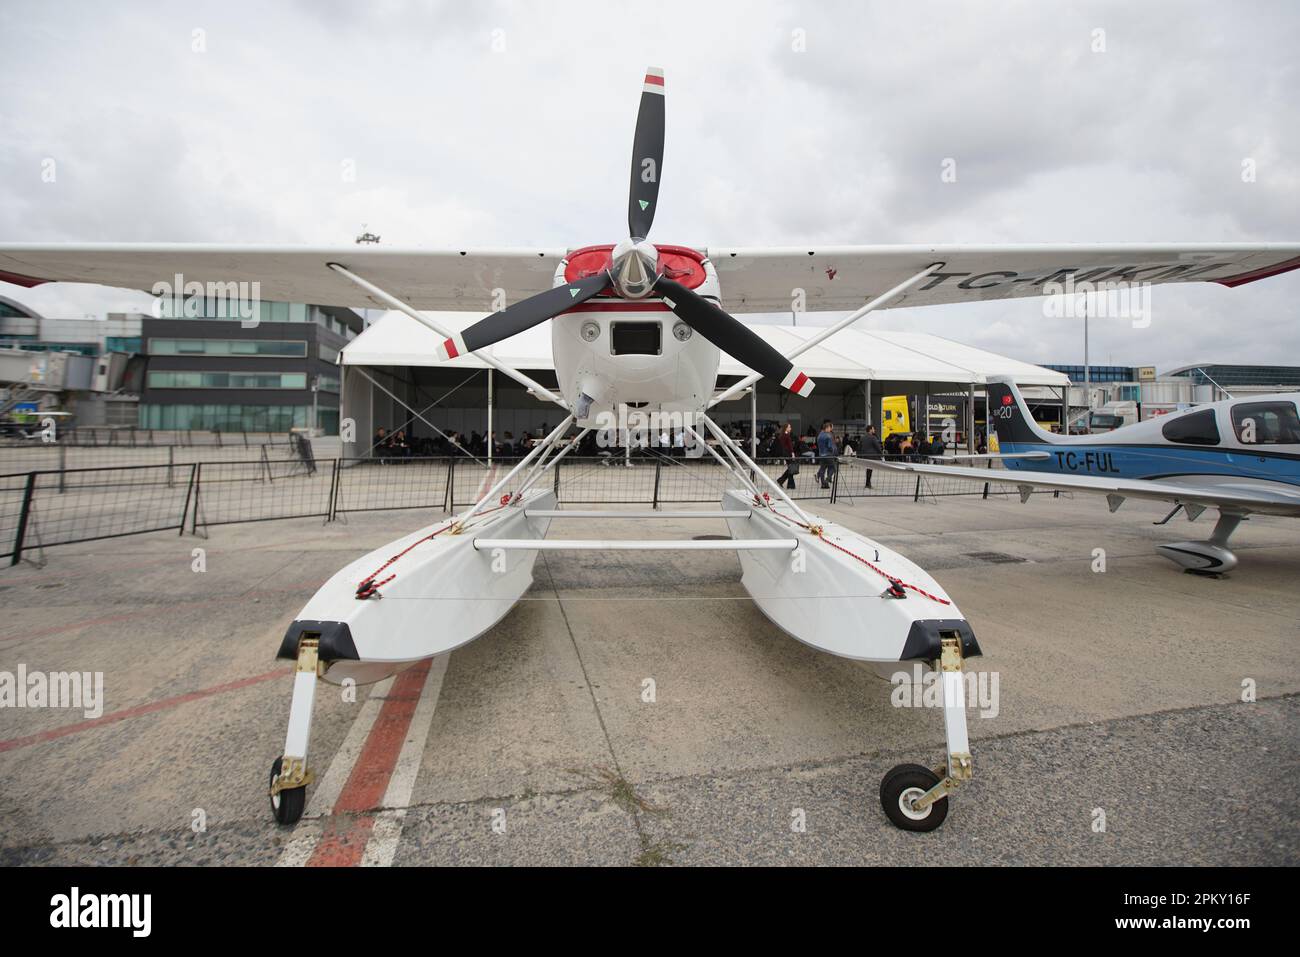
[1,585,331,644]
[307,660,432,867]
[0,667,287,753]
[0,609,154,643]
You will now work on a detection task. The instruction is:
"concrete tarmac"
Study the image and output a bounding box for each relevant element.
[0,490,1296,865]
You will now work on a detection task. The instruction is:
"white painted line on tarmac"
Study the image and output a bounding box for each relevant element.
[362,654,449,867]
[275,676,396,868]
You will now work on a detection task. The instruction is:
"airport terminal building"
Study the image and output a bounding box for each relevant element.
[137,301,364,434]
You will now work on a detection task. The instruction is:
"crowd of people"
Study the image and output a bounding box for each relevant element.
[369,421,985,486]
[757,420,970,490]
[370,426,552,461]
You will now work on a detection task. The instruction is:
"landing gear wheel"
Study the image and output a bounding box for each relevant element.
[269,757,306,826]
[880,763,948,832]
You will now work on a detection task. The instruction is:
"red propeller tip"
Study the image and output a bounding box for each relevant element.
[437,335,465,361]
[782,370,815,397]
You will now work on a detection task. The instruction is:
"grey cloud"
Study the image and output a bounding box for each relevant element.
[0,0,1296,370]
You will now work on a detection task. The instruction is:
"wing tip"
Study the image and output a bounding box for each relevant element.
[0,268,50,289]
[1214,254,1300,288]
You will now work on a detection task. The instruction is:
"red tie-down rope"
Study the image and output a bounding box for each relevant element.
[752,492,951,606]
[355,495,515,600]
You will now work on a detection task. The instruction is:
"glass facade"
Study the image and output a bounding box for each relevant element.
[0,339,97,356]
[106,336,143,353]
[149,337,307,357]
[1043,364,1137,383]
[147,370,307,390]
[1167,365,1300,389]
[140,404,309,431]
[156,298,310,324]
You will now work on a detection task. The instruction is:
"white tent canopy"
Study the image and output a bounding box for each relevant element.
[341,310,1070,387]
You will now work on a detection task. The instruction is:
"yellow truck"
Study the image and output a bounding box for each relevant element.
[881,395,910,439]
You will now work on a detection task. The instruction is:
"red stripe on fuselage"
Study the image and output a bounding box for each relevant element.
[561,301,672,313]
[442,338,459,358]
[644,74,664,86]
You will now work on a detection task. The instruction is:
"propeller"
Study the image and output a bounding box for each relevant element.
[655,277,814,397]
[628,67,665,239]
[437,273,608,360]
[436,66,814,398]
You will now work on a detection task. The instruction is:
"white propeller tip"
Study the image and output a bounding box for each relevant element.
[437,334,467,361]
[782,369,815,397]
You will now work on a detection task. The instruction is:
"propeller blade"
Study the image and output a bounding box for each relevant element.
[627,67,665,239]
[655,278,815,397]
[437,273,610,360]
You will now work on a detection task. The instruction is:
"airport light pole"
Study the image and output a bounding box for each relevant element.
[1083,294,1091,433]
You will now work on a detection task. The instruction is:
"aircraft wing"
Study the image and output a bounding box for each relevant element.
[707,243,1300,312]
[0,244,567,311]
[865,458,1300,517]
[2,242,1298,313]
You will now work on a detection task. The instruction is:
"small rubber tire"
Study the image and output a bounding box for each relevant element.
[269,757,306,826]
[880,763,948,832]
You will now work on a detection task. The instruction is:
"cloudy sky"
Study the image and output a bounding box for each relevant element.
[1,0,1296,372]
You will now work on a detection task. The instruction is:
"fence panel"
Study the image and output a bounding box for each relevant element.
[548,456,663,506]
[334,458,452,515]
[189,459,332,529]
[1,464,195,562]
[0,472,31,562]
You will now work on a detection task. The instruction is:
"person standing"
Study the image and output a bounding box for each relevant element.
[774,421,798,489]
[815,419,837,489]
[861,424,883,488]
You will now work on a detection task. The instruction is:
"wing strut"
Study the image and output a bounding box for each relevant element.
[710,262,943,407]
[326,262,568,409]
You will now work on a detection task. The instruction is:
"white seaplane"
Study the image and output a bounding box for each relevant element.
[2,68,1298,833]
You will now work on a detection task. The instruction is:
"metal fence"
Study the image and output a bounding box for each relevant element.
[0,453,1032,565]
[0,437,302,475]
[0,428,294,449]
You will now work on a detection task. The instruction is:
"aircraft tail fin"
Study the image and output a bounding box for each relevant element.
[987,377,1061,446]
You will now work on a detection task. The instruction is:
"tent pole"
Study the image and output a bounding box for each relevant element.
[967,382,975,453]
[750,387,757,459]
